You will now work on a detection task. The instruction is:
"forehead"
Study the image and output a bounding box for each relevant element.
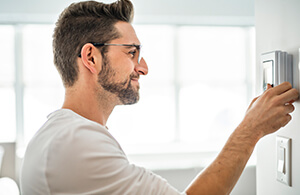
[113,21,140,45]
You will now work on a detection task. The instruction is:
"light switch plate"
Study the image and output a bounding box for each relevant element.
[276,136,291,186]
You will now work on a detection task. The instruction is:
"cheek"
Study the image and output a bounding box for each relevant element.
[108,67,131,84]
[115,64,135,79]
[108,53,135,80]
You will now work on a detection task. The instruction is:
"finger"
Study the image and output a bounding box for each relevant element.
[267,83,273,90]
[272,82,292,95]
[281,114,292,128]
[284,103,295,114]
[289,100,296,104]
[278,88,299,104]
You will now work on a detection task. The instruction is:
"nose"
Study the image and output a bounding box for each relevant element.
[135,57,148,75]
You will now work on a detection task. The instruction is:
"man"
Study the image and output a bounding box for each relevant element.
[20,0,299,194]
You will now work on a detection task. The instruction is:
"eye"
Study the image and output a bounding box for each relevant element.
[129,50,137,58]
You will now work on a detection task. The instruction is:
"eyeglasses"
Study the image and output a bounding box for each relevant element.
[79,43,142,64]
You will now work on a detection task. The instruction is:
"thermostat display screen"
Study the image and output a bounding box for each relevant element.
[263,61,273,91]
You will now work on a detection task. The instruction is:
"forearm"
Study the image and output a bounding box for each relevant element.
[186,122,260,195]
[185,82,298,195]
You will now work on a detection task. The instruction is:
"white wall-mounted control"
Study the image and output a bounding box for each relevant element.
[261,51,293,91]
[276,136,291,186]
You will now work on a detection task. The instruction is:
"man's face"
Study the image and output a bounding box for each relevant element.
[97,22,148,105]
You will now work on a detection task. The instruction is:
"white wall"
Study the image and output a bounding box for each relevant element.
[255,0,300,194]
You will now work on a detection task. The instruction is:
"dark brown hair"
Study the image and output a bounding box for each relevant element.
[53,0,134,87]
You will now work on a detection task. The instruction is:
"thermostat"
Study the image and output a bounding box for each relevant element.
[262,51,293,91]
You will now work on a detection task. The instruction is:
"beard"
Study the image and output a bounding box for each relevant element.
[97,55,140,105]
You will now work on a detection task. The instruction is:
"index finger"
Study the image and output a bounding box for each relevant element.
[272,82,292,95]
[278,88,299,103]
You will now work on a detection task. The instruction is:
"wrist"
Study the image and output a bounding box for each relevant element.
[234,119,263,147]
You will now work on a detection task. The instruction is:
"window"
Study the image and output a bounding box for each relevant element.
[108,25,177,146]
[108,25,255,154]
[0,25,16,142]
[1,24,255,157]
[178,26,251,151]
[22,25,64,144]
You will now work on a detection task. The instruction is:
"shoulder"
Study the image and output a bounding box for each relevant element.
[46,109,123,155]
[26,108,125,166]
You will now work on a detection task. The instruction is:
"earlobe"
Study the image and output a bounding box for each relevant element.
[79,43,101,74]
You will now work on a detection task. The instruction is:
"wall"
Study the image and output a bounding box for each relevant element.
[255,0,300,194]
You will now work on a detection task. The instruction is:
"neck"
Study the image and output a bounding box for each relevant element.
[62,84,117,126]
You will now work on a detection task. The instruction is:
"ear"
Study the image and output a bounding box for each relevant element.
[79,43,102,74]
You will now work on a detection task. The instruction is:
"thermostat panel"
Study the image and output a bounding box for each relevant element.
[262,51,293,91]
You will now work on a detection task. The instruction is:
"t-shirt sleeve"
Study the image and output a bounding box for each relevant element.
[46,126,186,195]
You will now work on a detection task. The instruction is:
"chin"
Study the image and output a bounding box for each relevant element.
[123,95,140,105]
[121,92,140,105]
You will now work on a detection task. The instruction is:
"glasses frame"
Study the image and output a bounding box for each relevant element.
[78,42,142,64]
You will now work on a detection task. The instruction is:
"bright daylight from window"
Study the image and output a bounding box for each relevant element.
[1,24,255,158]
[0,25,16,142]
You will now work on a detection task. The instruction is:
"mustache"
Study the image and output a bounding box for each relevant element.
[119,72,139,87]
[130,73,139,80]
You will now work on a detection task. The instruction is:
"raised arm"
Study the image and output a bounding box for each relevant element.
[185,82,299,195]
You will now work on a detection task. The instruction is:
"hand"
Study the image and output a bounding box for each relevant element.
[185,82,298,195]
[243,82,298,138]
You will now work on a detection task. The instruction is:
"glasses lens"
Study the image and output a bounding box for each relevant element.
[137,46,142,64]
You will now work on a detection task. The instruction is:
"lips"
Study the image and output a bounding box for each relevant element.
[131,78,139,82]
[130,73,139,82]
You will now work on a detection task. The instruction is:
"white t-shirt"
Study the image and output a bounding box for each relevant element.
[21,109,185,195]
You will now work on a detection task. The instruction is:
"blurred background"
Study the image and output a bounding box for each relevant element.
[0,0,256,194]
